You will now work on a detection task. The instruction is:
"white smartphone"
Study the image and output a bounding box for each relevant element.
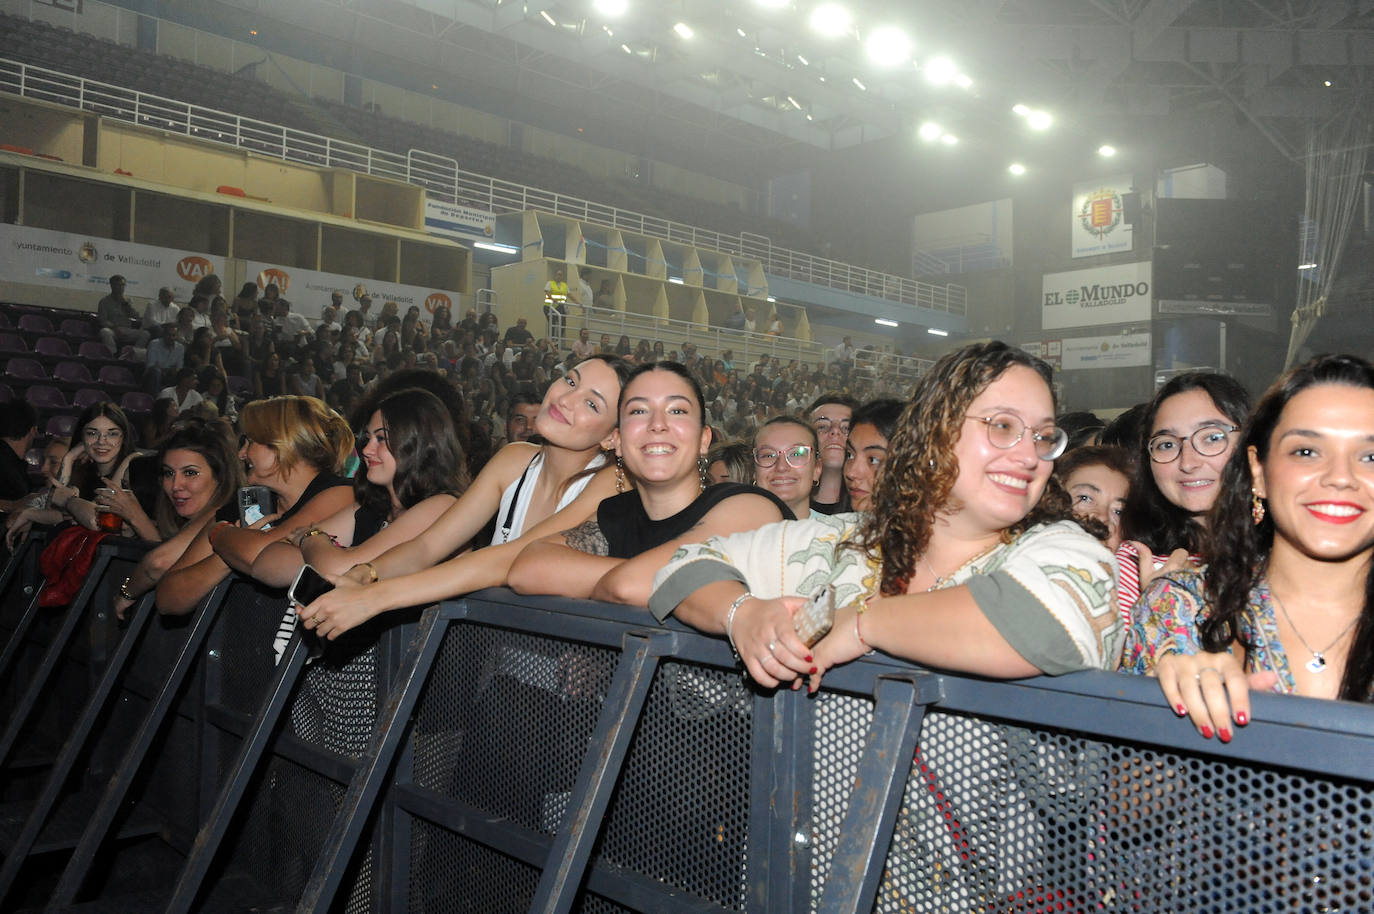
[793,584,836,647]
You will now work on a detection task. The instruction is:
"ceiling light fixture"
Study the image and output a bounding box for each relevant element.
[796,53,809,66]
[539,10,557,26]
[1027,109,1052,130]
[1008,162,1026,175]
[1098,144,1117,157]
[592,0,628,16]
[924,56,958,86]
[787,95,803,109]
[918,121,942,141]
[1012,103,1030,116]
[927,328,949,336]
[865,25,912,67]
[852,76,867,90]
[673,22,694,39]
[940,133,958,145]
[810,3,852,38]
[875,318,899,327]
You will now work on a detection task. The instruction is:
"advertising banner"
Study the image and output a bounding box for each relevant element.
[1060,334,1152,370]
[243,262,461,321]
[1071,174,1134,258]
[1042,261,1152,330]
[0,224,222,301]
[424,200,495,243]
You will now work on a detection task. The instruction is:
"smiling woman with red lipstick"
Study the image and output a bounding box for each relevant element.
[1124,354,1374,738]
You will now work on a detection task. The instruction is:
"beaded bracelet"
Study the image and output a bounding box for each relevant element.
[363,561,379,583]
[723,591,753,654]
[118,576,136,601]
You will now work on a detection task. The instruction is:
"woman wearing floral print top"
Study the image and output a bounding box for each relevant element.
[1124,354,1374,742]
[649,342,1122,688]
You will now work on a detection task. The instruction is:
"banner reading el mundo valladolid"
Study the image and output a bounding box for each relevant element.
[1042,261,1152,330]
[1071,174,1134,258]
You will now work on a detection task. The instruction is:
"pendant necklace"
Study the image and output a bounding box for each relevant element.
[1270,587,1359,674]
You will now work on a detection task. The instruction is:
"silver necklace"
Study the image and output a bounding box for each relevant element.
[1270,587,1360,674]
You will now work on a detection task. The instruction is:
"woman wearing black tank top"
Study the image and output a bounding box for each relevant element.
[156,396,354,614]
[508,361,793,607]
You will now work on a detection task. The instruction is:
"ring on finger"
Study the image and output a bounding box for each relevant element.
[1194,666,1221,681]
[767,640,777,654]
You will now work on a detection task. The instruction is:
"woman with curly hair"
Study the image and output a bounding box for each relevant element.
[649,341,1121,688]
[1124,354,1374,740]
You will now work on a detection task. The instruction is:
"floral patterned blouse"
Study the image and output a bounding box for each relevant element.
[1120,569,1295,694]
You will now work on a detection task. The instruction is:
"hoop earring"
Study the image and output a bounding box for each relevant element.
[1251,490,1265,525]
[615,455,628,493]
[697,455,710,492]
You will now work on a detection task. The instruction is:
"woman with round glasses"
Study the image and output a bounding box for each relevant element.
[753,417,821,519]
[1115,372,1251,621]
[650,341,1120,688]
[507,362,793,607]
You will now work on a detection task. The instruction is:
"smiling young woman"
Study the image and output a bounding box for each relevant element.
[1123,354,1374,739]
[650,342,1120,689]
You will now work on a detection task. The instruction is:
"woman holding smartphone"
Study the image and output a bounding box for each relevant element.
[156,396,354,614]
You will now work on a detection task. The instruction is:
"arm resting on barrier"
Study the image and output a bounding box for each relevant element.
[507,520,619,599]
[157,523,231,615]
[115,510,218,618]
[300,494,456,578]
[297,485,611,640]
[215,486,352,575]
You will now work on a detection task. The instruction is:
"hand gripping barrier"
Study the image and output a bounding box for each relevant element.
[3,560,1373,912]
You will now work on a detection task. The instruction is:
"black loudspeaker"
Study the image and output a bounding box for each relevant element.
[1121,192,1142,226]
[1153,199,1295,316]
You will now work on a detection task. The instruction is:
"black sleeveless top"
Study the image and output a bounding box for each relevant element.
[351,502,389,545]
[216,471,351,525]
[597,483,795,559]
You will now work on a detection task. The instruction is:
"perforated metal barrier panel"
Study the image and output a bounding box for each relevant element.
[4,557,1373,913]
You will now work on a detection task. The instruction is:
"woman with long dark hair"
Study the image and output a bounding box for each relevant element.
[650,341,1120,688]
[1115,372,1252,620]
[842,398,904,513]
[507,361,793,605]
[1124,354,1374,739]
[257,387,468,586]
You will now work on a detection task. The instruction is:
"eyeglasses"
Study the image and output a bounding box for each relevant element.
[1147,425,1238,464]
[83,427,123,443]
[355,429,389,452]
[753,445,815,469]
[965,414,1067,460]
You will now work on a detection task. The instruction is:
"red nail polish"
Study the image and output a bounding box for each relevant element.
[1175,704,1187,716]
[1200,726,1213,739]
[809,666,818,674]
[1218,728,1232,743]
[805,655,813,663]
[1235,711,1248,726]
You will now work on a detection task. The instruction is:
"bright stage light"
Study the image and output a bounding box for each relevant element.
[1027,109,1052,130]
[592,0,628,16]
[539,10,557,26]
[939,133,958,145]
[673,22,694,39]
[918,121,942,141]
[755,0,789,8]
[1012,103,1030,116]
[927,328,949,336]
[1098,144,1117,157]
[875,318,898,327]
[865,26,912,67]
[1008,163,1026,175]
[809,3,852,38]
[924,56,958,86]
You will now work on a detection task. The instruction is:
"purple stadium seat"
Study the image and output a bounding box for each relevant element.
[5,358,47,380]
[60,318,96,339]
[53,361,94,384]
[26,385,68,409]
[0,333,27,353]
[17,314,54,334]
[78,341,114,360]
[73,387,110,408]
[98,365,138,388]
[45,414,76,439]
[34,336,72,357]
[119,391,154,413]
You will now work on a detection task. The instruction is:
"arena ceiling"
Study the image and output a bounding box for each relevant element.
[221,0,1374,172]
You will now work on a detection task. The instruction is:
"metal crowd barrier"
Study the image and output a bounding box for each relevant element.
[1,544,1372,912]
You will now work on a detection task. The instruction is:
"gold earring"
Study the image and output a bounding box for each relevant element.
[615,455,628,493]
[1251,490,1265,525]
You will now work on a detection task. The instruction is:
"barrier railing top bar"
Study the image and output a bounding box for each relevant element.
[0,56,967,316]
